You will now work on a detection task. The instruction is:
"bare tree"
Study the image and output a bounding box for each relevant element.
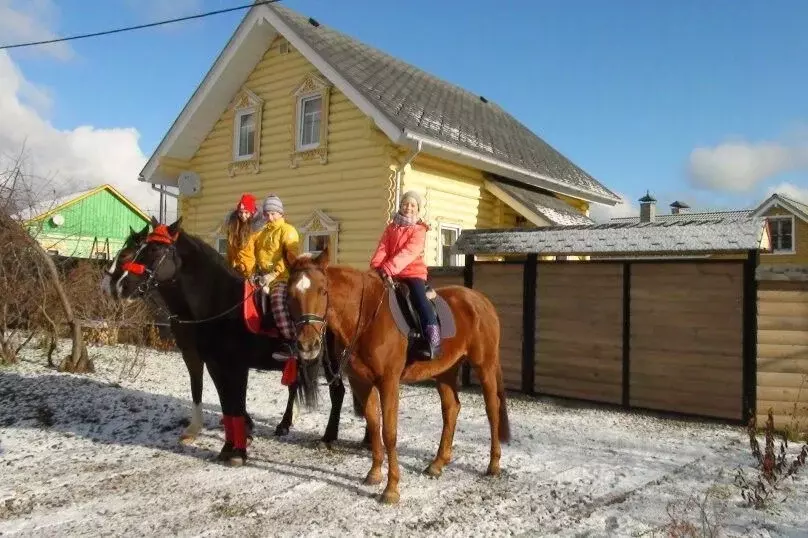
[0,150,91,372]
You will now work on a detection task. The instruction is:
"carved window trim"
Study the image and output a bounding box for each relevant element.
[228,87,263,177]
[299,209,339,261]
[289,73,331,168]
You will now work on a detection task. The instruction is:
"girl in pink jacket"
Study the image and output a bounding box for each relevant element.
[370,190,440,359]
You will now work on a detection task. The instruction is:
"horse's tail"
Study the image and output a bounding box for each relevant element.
[296,358,320,410]
[496,364,511,444]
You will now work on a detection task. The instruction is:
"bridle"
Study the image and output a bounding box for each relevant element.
[288,265,387,384]
[107,225,258,325]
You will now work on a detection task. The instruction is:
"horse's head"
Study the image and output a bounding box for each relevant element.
[102,217,184,301]
[286,245,331,362]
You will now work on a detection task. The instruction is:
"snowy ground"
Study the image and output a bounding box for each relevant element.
[1,343,807,537]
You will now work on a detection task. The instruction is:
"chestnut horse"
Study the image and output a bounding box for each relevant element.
[286,245,510,504]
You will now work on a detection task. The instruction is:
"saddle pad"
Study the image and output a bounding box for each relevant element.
[243,280,277,337]
[388,287,456,340]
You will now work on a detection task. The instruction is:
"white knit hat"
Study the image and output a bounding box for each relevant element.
[263,194,284,214]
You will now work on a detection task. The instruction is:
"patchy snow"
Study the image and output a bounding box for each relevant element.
[1,343,807,537]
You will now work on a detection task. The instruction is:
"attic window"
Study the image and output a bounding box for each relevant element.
[279,40,291,54]
[290,73,332,167]
[228,87,263,176]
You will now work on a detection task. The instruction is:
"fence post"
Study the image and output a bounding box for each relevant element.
[522,254,538,394]
[742,250,759,424]
[622,262,631,408]
[461,254,474,387]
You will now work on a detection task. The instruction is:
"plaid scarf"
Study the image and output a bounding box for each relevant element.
[392,212,417,227]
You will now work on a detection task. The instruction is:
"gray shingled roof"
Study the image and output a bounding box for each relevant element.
[492,181,594,226]
[452,217,769,256]
[271,4,619,204]
[611,210,752,224]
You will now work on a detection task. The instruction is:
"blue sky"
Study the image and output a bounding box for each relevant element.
[2,0,807,218]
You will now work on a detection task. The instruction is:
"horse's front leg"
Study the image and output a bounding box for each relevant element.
[379,378,401,504]
[275,383,297,436]
[321,376,345,446]
[179,349,204,442]
[353,379,383,485]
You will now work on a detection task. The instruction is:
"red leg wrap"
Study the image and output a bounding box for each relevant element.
[281,359,297,386]
[222,415,234,444]
[232,416,248,450]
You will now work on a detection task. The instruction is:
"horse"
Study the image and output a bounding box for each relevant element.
[102,217,365,464]
[285,244,511,504]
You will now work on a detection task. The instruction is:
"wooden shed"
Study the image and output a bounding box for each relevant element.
[451,217,772,423]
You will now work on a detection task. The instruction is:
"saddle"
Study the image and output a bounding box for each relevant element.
[243,280,279,338]
[388,282,456,361]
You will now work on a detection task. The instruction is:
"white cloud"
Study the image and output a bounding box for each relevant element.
[589,193,638,223]
[765,182,808,205]
[0,50,166,216]
[688,136,808,193]
[0,0,73,60]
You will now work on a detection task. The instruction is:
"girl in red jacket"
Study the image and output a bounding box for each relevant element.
[370,190,439,359]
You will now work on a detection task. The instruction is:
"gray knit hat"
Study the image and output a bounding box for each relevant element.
[263,194,284,214]
[400,190,423,212]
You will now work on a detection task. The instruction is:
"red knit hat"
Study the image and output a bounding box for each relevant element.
[236,194,257,215]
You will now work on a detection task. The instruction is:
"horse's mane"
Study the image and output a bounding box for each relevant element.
[179,229,242,279]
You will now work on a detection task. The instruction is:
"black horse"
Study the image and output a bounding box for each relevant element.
[102,217,363,465]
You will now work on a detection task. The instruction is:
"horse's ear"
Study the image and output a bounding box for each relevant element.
[167,217,183,234]
[314,244,330,269]
[150,216,160,227]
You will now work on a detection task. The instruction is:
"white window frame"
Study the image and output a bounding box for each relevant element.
[304,232,331,257]
[438,224,463,267]
[232,107,257,161]
[767,215,796,255]
[215,237,228,257]
[296,94,322,151]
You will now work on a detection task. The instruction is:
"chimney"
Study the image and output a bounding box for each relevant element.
[670,200,690,215]
[638,190,657,223]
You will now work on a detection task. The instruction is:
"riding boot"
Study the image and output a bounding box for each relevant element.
[425,324,441,359]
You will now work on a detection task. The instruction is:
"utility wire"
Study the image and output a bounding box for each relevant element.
[0,0,281,51]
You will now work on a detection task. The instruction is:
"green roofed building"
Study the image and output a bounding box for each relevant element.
[21,184,150,260]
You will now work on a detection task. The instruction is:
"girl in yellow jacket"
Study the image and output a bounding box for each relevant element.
[225,194,263,278]
[254,194,300,361]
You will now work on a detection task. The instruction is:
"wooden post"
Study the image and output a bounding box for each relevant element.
[522,254,538,394]
[621,262,631,408]
[742,250,759,424]
[461,254,474,387]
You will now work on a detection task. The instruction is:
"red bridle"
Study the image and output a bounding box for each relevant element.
[120,224,179,275]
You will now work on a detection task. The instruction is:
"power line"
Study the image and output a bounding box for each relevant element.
[0,0,281,51]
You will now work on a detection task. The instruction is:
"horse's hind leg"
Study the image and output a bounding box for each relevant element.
[424,365,461,478]
[275,383,297,436]
[471,347,504,477]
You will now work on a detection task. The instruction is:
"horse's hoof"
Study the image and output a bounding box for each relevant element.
[316,440,334,451]
[363,470,382,486]
[228,448,248,467]
[423,463,443,478]
[215,442,234,461]
[485,463,501,477]
[274,424,290,437]
[380,489,400,505]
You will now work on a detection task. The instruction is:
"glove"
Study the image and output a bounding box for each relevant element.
[257,272,277,293]
[376,268,394,288]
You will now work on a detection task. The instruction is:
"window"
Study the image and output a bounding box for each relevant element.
[299,209,339,261]
[93,252,108,260]
[228,87,262,176]
[47,249,59,256]
[290,73,331,167]
[298,95,322,150]
[305,233,330,256]
[438,224,463,267]
[216,237,228,257]
[234,109,256,159]
[768,216,795,254]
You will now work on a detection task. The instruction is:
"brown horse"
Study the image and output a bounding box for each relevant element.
[285,246,510,504]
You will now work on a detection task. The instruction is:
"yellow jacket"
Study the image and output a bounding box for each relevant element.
[254,218,300,286]
[227,232,259,278]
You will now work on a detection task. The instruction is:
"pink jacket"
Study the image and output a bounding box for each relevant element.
[370,220,429,280]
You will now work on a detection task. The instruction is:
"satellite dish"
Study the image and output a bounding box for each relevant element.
[51,214,65,226]
[177,171,202,197]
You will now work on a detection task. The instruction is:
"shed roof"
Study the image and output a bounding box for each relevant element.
[452,217,771,256]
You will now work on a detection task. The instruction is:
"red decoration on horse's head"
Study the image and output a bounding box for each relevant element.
[147,224,179,245]
[121,260,146,275]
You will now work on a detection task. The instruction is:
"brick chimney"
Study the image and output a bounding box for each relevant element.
[638,191,657,223]
[670,200,690,215]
